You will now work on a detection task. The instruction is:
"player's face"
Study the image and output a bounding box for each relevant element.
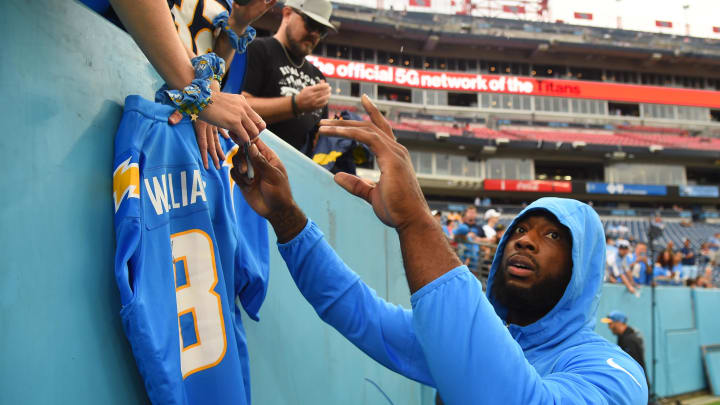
[285,9,324,58]
[491,213,572,322]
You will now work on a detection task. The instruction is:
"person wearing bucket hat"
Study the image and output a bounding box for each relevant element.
[242,0,337,156]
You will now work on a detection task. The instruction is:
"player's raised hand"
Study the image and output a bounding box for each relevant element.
[317,94,431,231]
[230,137,306,242]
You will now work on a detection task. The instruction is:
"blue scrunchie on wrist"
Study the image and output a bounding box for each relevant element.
[155,53,226,120]
[213,11,256,54]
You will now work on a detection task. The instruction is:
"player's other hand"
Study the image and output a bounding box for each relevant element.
[230,137,306,242]
[296,81,331,113]
[318,94,431,232]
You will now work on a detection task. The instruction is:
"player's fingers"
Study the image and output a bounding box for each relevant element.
[361,94,394,140]
[219,127,230,139]
[318,125,379,148]
[248,143,284,183]
[334,172,375,203]
[318,119,369,128]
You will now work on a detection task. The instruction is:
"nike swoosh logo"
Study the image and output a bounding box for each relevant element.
[607,358,642,388]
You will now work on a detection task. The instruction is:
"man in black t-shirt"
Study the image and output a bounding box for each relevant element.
[243,0,335,155]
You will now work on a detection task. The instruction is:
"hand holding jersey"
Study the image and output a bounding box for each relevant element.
[110,0,271,170]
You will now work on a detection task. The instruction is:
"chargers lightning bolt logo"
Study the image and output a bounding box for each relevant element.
[222,144,240,210]
[113,156,140,213]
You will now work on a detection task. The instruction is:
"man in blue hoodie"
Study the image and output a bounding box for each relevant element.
[231,95,648,404]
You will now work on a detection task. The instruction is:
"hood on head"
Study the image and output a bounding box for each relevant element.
[486,198,605,349]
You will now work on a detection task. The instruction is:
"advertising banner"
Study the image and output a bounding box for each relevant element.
[679,185,720,198]
[586,183,667,196]
[306,55,720,109]
[484,179,572,193]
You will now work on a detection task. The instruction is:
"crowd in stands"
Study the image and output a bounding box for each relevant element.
[433,203,720,291]
[328,106,720,151]
[605,223,720,293]
[432,205,508,283]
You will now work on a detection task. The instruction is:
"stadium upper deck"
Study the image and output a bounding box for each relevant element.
[250,3,720,207]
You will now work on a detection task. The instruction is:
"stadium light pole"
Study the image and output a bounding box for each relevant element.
[647,218,664,405]
[682,4,690,36]
[615,0,622,29]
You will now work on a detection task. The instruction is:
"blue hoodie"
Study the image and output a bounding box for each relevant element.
[279,197,648,404]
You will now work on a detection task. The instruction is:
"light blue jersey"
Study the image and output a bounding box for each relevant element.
[112,96,269,404]
[279,198,648,404]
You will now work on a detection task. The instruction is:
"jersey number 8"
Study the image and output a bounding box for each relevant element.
[171,229,227,378]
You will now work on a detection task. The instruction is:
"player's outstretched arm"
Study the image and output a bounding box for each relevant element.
[229,137,435,383]
[317,95,462,294]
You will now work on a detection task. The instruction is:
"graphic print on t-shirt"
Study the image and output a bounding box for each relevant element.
[277,65,323,120]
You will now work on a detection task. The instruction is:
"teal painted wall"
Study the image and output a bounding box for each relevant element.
[1,1,718,403]
[595,285,720,397]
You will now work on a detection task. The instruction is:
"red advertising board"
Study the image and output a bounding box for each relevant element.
[483,179,572,193]
[306,55,720,108]
[574,12,593,20]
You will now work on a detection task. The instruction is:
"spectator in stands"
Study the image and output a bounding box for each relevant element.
[609,240,639,295]
[107,0,275,169]
[652,249,677,285]
[453,206,490,272]
[680,238,698,285]
[493,223,507,243]
[605,236,617,282]
[482,209,501,240]
[698,242,713,273]
[709,232,720,251]
[629,242,651,285]
[672,252,684,283]
[433,210,453,242]
[230,97,648,402]
[711,250,720,288]
[601,311,648,383]
[243,0,335,156]
[453,206,486,243]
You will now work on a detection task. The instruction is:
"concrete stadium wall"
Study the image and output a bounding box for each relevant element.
[0,1,431,404]
[595,285,720,397]
[1,1,718,403]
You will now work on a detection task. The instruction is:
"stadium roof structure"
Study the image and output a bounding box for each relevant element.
[328,3,720,67]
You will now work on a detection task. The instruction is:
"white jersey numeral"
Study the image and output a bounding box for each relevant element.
[171,229,227,378]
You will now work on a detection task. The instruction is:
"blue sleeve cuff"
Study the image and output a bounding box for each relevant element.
[410,266,471,307]
[277,217,314,249]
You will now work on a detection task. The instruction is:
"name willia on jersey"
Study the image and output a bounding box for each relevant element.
[144,169,207,216]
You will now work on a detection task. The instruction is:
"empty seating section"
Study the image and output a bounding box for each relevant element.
[327,104,720,150]
[602,218,720,250]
